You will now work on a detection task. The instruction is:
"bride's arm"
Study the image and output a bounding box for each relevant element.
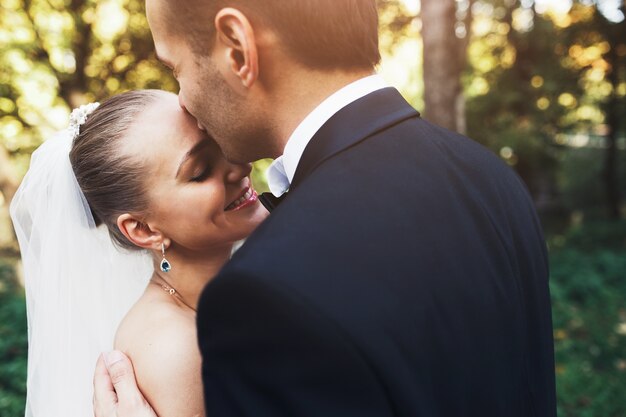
[115,308,205,417]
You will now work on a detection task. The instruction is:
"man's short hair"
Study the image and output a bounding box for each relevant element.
[174,0,381,70]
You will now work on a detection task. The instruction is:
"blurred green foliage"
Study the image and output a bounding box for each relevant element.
[549,221,626,417]
[558,147,626,213]
[0,0,177,176]
[465,2,626,216]
[0,259,27,417]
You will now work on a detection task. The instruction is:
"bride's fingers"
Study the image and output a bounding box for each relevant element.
[93,353,118,417]
[103,350,156,416]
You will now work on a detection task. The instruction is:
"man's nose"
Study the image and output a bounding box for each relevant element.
[226,162,253,184]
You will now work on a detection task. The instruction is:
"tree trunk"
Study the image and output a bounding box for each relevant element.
[421,0,466,132]
[0,145,18,204]
[603,27,622,219]
[0,145,19,251]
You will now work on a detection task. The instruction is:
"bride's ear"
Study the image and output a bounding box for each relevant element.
[117,214,164,251]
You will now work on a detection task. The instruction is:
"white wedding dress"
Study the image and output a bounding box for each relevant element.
[10,130,153,416]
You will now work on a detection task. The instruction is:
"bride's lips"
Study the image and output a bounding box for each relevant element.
[224,182,258,212]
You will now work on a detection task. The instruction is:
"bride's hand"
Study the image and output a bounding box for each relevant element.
[94,351,158,417]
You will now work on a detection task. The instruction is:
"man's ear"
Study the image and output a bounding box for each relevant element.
[214,7,259,90]
[117,214,166,251]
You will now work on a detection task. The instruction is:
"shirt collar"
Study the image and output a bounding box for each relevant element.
[267,74,389,197]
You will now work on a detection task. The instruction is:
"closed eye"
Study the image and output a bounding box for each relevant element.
[190,166,211,182]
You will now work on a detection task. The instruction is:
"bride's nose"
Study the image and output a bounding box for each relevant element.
[224,161,253,184]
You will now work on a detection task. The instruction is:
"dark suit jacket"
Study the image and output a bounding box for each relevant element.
[197,88,556,417]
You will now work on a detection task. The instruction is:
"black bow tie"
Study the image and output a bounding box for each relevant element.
[259,192,288,212]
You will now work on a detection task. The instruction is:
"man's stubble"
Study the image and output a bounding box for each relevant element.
[194,59,275,164]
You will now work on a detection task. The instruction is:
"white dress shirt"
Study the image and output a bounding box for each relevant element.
[266,74,389,197]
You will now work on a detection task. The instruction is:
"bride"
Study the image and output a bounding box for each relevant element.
[10,90,268,417]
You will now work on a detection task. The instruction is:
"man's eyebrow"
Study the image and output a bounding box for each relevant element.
[176,139,211,179]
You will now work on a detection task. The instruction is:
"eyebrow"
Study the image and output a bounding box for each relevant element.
[176,139,211,179]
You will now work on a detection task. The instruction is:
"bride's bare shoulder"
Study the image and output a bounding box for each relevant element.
[115,290,196,351]
[115,290,204,417]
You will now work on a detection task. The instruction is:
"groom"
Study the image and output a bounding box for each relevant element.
[95,0,557,416]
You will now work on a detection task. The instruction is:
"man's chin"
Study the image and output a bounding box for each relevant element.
[205,123,273,163]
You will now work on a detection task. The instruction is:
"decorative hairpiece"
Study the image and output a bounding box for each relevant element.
[68,102,100,140]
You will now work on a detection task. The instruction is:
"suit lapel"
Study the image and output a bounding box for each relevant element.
[290,87,420,191]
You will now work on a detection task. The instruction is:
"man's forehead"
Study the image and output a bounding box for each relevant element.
[146,0,186,31]
[145,0,171,38]
[146,0,184,61]
[144,0,159,21]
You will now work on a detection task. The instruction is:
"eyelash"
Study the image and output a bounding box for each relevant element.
[190,166,211,182]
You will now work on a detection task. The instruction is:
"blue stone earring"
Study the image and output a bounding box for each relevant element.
[160,243,172,273]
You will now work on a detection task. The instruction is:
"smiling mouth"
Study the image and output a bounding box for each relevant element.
[225,186,258,211]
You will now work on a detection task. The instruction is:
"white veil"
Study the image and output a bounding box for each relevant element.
[10,129,153,416]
